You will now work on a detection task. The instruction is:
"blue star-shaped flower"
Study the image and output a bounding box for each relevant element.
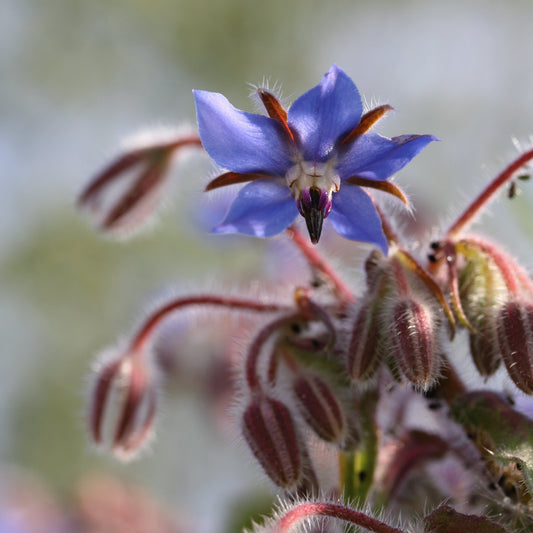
[194,65,436,253]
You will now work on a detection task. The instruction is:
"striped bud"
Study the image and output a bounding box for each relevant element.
[498,300,533,394]
[347,300,382,381]
[469,321,501,377]
[389,299,440,390]
[88,349,158,460]
[293,373,345,443]
[241,395,301,488]
[455,238,515,376]
[77,130,201,237]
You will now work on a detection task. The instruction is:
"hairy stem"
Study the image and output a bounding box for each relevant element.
[273,501,405,533]
[286,225,355,304]
[447,147,533,239]
[131,295,288,354]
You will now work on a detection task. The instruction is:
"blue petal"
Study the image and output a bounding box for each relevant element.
[212,178,298,238]
[328,183,388,254]
[287,65,363,163]
[337,133,438,181]
[194,90,293,175]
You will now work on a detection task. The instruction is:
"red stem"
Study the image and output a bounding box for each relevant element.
[447,147,533,239]
[286,225,355,303]
[130,295,288,354]
[274,502,405,533]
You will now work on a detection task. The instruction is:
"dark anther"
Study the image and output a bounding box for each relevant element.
[508,182,517,199]
[428,254,437,263]
[358,470,367,482]
[517,173,531,181]
[430,241,441,250]
[427,401,442,410]
[290,323,302,334]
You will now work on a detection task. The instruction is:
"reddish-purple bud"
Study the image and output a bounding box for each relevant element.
[88,348,158,460]
[389,299,440,390]
[78,130,201,238]
[347,300,382,382]
[241,395,301,488]
[293,373,345,443]
[469,322,501,377]
[498,300,533,394]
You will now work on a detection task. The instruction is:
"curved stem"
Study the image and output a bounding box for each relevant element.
[130,295,288,354]
[447,147,533,239]
[286,225,355,304]
[273,501,405,533]
[245,313,301,392]
[78,135,202,207]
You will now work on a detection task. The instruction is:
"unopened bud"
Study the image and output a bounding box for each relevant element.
[241,395,301,488]
[78,130,201,238]
[293,373,345,443]
[498,300,533,394]
[469,321,501,377]
[456,242,508,376]
[388,299,440,390]
[88,348,158,460]
[347,300,382,382]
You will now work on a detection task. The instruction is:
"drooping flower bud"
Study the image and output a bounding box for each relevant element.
[347,299,383,382]
[293,373,345,444]
[455,239,510,376]
[77,130,202,238]
[88,348,158,460]
[388,298,440,391]
[469,325,501,377]
[497,300,533,394]
[241,395,302,488]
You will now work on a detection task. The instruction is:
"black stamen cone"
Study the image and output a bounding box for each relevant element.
[301,188,325,245]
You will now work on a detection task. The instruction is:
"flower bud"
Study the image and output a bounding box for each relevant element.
[241,395,301,488]
[455,243,508,376]
[469,324,501,377]
[388,299,440,390]
[293,373,345,443]
[88,348,158,460]
[347,300,382,382]
[497,300,533,394]
[78,130,201,238]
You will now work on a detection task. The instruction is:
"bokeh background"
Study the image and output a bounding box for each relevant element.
[3,1,533,531]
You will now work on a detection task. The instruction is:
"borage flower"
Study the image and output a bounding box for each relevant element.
[194,65,437,252]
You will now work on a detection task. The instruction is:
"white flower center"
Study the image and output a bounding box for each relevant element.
[285,159,341,201]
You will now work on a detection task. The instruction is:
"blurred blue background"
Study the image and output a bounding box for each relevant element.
[2,1,533,531]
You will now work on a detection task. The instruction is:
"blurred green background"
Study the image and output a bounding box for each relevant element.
[2,0,533,531]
